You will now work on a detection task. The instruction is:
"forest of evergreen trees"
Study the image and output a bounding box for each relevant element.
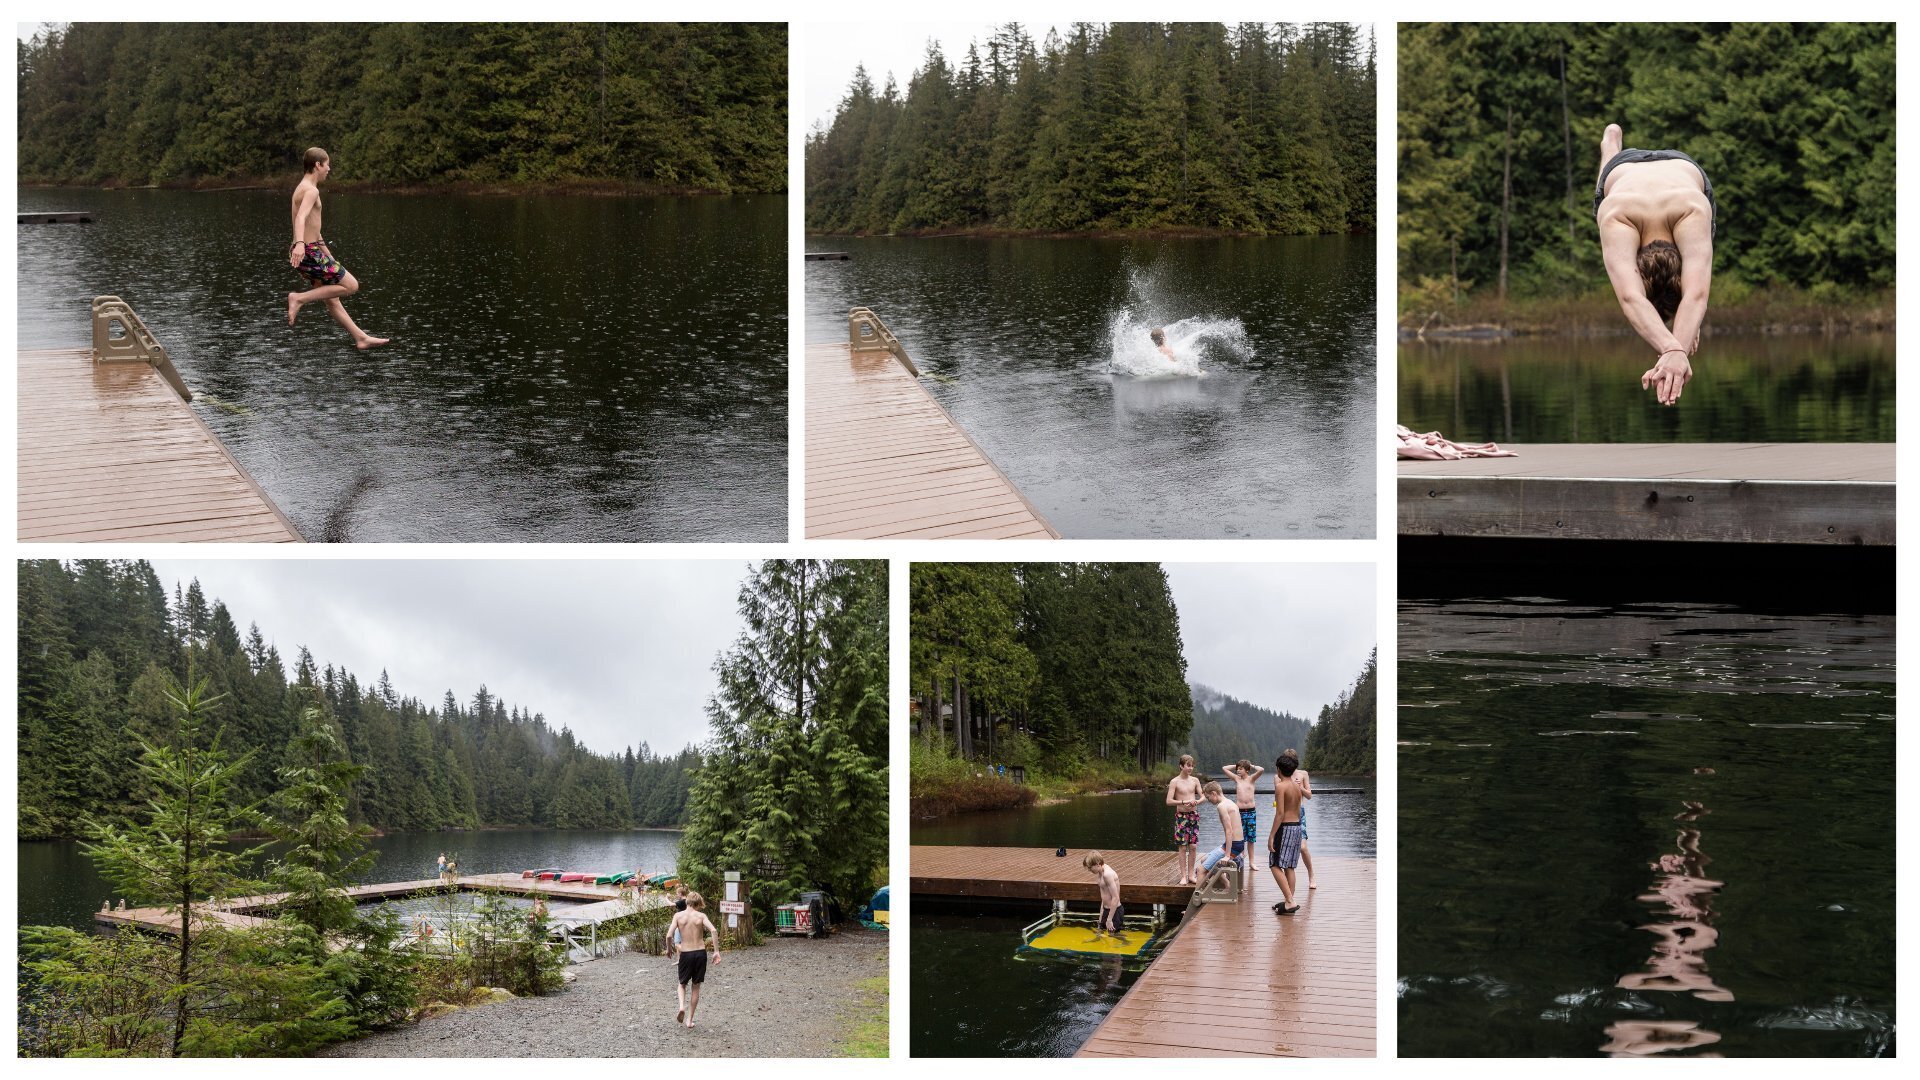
[910,562,1193,774]
[807,22,1375,235]
[17,560,698,841]
[1398,23,1895,309]
[1183,684,1312,770]
[16,23,787,192]
[1304,648,1376,774]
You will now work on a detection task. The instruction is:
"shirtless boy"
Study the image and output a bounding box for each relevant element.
[1166,755,1204,885]
[1223,758,1265,888]
[1199,781,1245,878]
[1280,747,1316,890]
[1150,327,1176,362]
[1593,124,1714,406]
[669,891,720,1027]
[1269,753,1305,915]
[287,147,388,349]
[1083,852,1124,942]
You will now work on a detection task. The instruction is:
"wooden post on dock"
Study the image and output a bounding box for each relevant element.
[719,870,753,946]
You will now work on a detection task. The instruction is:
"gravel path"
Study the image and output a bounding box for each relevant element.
[322,929,888,1057]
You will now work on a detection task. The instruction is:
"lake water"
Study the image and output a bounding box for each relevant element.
[912,781,1376,1056]
[1398,599,1895,1057]
[1398,334,1895,443]
[17,829,681,932]
[807,236,1376,538]
[18,187,786,541]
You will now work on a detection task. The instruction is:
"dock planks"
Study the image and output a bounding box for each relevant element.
[911,845,1194,907]
[1078,856,1376,1058]
[806,342,1058,539]
[18,347,302,542]
[95,874,662,937]
[1399,442,1894,545]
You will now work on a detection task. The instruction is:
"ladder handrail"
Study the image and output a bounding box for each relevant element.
[91,295,193,402]
[847,306,920,376]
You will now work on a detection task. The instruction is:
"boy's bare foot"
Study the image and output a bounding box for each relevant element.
[287,293,300,325]
[1309,880,1318,889]
[355,335,391,350]
[675,1007,685,1025]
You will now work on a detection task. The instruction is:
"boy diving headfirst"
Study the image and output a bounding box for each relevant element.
[287,147,388,349]
[1594,124,1713,406]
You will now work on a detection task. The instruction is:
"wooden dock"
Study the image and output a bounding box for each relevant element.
[1077,855,1375,1058]
[806,327,1059,539]
[18,347,302,542]
[911,845,1193,907]
[1399,443,1894,545]
[96,873,660,937]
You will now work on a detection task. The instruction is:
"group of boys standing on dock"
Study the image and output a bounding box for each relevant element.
[1085,751,1315,937]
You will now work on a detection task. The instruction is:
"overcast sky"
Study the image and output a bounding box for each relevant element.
[147,560,752,758]
[1165,564,1375,722]
[805,21,1002,131]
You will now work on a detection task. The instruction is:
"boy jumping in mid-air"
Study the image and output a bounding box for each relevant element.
[1084,852,1124,943]
[1166,755,1204,885]
[1200,781,1245,878]
[287,147,388,349]
[669,891,720,1027]
[1269,753,1305,915]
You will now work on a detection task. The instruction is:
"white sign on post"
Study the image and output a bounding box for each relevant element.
[727,914,738,928]
[725,881,739,903]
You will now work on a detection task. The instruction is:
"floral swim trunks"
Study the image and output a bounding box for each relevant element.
[1174,807,1200,846]
[294,239,344,287]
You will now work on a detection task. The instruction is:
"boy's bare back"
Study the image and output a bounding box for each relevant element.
[672,908,716,952]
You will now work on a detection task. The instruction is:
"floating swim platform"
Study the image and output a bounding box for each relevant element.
[1019,910,1166,960]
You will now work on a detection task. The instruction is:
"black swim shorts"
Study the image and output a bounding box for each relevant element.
[677,949,709,986]
[1594,149,1718,237]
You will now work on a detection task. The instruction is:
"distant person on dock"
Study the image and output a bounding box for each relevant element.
[1281,747,1316,890]
[286,147,389,350]
[1167,755,1204,886]
[436,852,447,879]
[1594,124,1713,406]
[670,892,720,1028]
[1269,754,1305,915]
[1083,852,1124,943]
[1224,759,1265,889]
[1200,782,1245,878]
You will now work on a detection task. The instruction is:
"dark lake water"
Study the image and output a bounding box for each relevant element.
[807,236,1376,538]
[912,781,1376,1056]
[18,829,680,932]
[1398,334,1895,443]
[1398,599,1895,1057]
[18,187,786,541]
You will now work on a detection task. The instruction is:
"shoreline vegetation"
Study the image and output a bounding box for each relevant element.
[22,178,769,199]
[809,224,1373,240]
[17,23,786,194]
[1399,287,1897,339]
[1399,24,1892,341]
[807,22,1374,236]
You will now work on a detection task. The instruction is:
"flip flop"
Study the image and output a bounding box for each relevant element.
[1277,904,1300,916]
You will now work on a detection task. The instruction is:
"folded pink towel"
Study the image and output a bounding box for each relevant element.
[1395,425,1518,460]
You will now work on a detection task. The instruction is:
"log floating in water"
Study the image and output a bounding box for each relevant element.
[20,211,93,224]
[805,251,851,261]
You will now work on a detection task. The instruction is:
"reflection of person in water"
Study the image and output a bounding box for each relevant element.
[1605,793,1732,1056]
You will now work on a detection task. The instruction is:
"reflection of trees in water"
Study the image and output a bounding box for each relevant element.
[1605,794,1732,1056]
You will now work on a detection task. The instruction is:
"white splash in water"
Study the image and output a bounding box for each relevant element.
[1104,267,1254,377]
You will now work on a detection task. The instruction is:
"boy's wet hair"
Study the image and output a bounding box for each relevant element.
[1276,753,1298,777]
[1202,781,1222,796]
[1283,747,1299,760]
[1637,240,1683,323]
[1178,754,1194,767]
[1150,327,1166,345]
[687,891,705,910]
[1236,758,1252,771]
[1082,851,1106,869]
[302,146,330,174]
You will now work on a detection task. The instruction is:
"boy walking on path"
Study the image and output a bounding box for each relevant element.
[287,147,388,349]
[1166,756,1204,885]
[1084,852,1124,942]
[669,892,720,1028]
[1200,782,1245,877]
[1269,754,1305,915]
